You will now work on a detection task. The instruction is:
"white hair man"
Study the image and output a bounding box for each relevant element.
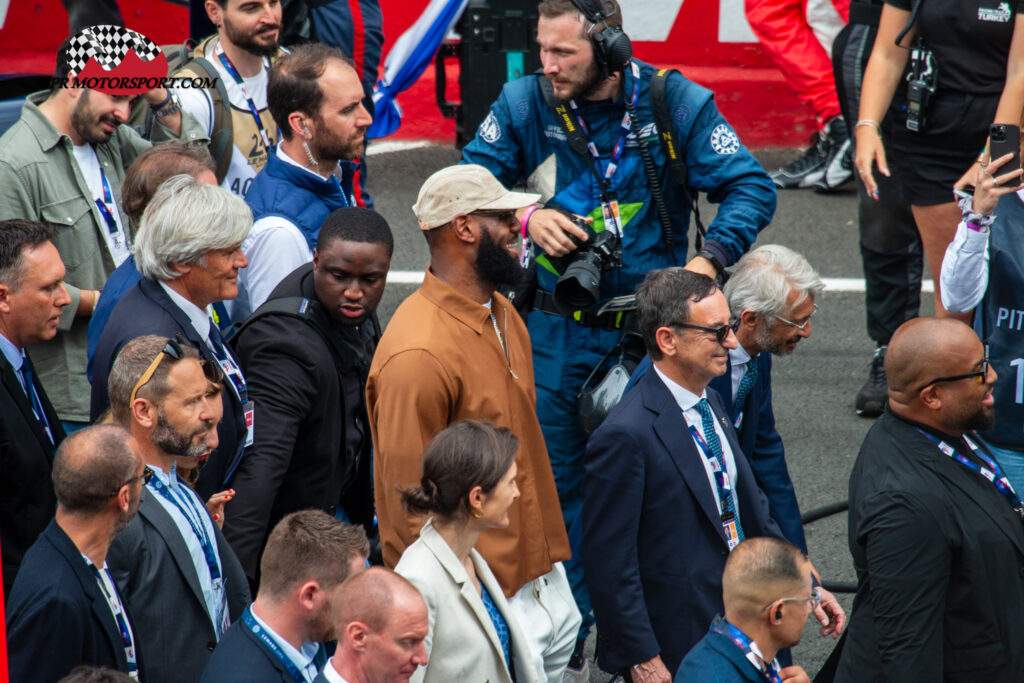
[90,175,253,500]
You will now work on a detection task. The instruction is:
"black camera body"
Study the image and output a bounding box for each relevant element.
[552,216,622,313]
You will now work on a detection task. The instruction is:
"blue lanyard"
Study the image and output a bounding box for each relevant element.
[566,61,641,190]
[91,566,139,678]
[215,43,274,151]
[208,330,248,404]
[689,424,733,516]
[914,428,1024,516]
[242,608,322,682]
[94,160,122,242]
[148,475,222,581]
[712,619,783,683]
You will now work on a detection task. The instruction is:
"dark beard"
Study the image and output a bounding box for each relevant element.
[475,228,524,289]
[223,19,280,58]
[71,91,116,144]
[957,404,996,433]
[152,408,210,459]
[551,59,606,102]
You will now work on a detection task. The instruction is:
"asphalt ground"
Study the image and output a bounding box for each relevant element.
[362,143,936,680]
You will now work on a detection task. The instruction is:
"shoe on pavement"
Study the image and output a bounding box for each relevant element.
[814,117,853,193]
[856,345,888,417]
[771,132,828,189]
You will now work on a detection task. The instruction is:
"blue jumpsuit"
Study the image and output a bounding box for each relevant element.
[462,59,777,637]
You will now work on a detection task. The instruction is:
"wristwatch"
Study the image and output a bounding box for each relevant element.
[152,91,182,118]
[694,249,724,276]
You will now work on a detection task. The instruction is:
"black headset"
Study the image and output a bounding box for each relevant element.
[567,0,633,79]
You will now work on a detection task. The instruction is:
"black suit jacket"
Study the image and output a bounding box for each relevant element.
[6,520,139,682]
[582,368,783,675]
[200,613,310,683]
[226,263,378,580]
[91,278,249,499]
[0,351,65,597]
[835,410,1024,682]
[107,485,251,683]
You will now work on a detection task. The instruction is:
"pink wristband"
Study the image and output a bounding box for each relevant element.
[521,205,539,238]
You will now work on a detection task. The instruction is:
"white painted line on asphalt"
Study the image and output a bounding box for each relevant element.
[386,271,937,294]
[366,140,435,156]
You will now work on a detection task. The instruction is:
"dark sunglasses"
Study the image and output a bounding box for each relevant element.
[672,320,736,345]
[918,358,989,392]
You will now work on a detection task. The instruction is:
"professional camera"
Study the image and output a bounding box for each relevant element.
[552,215,622,313]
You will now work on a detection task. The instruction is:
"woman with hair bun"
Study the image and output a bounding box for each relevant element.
[395,420,541,683]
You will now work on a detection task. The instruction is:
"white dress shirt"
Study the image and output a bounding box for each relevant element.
[652,364,740,513]
[319,658,351,683]
[728,344,753,401]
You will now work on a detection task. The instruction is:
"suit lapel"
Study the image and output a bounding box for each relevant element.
[644,373,728,544]
[139,488,210,613]
[0,354,54,456]
[706,629,766,682]
[241,620,290,680]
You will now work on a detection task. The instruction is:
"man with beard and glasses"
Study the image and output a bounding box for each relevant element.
[105,334,250,683]
[836,317,1024,683]
[227,207,392,585]
[173,0,287,196]
[6,425,146,682]
[627,245,824,552]
[234,43,374,320]
[201,510,370,682]
[367,164,580,683]
[0,33,203,434]
[459,3,776,672]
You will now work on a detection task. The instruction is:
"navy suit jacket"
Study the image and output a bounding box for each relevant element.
[709,352,806,552]
[90,278,248,498]
[675,625,768,683]
[200,611,313,683]
[583,368,783,676]
[5,520,140,682]
[107,485,251,683]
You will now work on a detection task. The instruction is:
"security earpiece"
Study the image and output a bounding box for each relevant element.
[775,607,783,620]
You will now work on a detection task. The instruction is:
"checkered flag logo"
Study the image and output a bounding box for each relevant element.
[68,24,161,74]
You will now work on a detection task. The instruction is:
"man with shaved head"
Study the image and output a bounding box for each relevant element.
[836,317,1024,683]
[676,537,814,682]
[315,567,428,683]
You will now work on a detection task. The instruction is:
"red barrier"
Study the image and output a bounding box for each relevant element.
[0,0,816,148]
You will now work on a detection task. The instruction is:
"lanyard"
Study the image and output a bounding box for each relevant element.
[712,619,783,683]
[94,159,123,247]
[91,566,139,679]
[914,428,1024,516]
[565,60,641,196]
[215,43,274,151]
[689,424,733,512]
[241,608,322,683]
[148,475,223,582]
[208,328,249,404]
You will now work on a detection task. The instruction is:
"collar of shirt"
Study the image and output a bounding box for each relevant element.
[249,606,320,677]
[729,344,751,367]
[0,332,24,375]
[158,280,212,341]
[147,460,183,492]
[419,267,500,336]
[729,344,752,400]
[277,144,333,182]
[319,658,351,683]
[652,363,705,412]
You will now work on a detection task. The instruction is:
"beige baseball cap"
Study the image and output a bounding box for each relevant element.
[412,164,541,230]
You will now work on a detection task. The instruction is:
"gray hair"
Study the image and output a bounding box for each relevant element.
[723,245,824,321]
[133,174,251,281]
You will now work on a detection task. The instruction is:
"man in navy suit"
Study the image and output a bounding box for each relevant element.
[6,425,146,682]
[711,245,824,551]
[676,537,815,682]
[582,269,843,681]
[201,510,369,683]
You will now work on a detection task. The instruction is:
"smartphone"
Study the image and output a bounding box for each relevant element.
[989,123,1021,179]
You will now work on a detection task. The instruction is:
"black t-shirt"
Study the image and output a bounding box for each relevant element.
[886,0,1023,93]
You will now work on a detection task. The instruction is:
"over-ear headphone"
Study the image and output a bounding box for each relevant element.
[568,0,633,79]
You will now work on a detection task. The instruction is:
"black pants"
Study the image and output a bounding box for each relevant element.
[833,17,922,345]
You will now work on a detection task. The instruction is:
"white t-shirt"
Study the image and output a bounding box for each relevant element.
[174,41,273,197]
[70,143,130,265]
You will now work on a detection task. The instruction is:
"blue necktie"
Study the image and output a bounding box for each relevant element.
[20,359,54,445]
[695,398,745,542]
[732,359,759,422]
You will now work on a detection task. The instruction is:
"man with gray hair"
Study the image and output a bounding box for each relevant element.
[6,425,146,682]
[91,175,253,499]
[710,244,824,551]
[105,334,250,683]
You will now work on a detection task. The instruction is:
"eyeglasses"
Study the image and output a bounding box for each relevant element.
[762,587,822,613]
[774,304,818,330]
[918,358,989,392]
[129,335,186,405]
[672,320,737,345]
[110,466,153,496]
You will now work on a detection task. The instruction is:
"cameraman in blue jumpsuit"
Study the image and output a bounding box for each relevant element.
[462,0,776,673]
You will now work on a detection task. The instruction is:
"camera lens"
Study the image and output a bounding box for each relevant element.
[555,252,603,312]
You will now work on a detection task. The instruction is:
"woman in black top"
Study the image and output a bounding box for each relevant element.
[854,0,1024,319]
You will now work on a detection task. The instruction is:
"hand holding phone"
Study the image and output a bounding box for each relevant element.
[989,124,1021,180]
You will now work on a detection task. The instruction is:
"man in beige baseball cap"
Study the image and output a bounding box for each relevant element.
[366,163,581,681]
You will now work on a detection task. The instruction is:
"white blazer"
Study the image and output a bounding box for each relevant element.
[395,518,541,683]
